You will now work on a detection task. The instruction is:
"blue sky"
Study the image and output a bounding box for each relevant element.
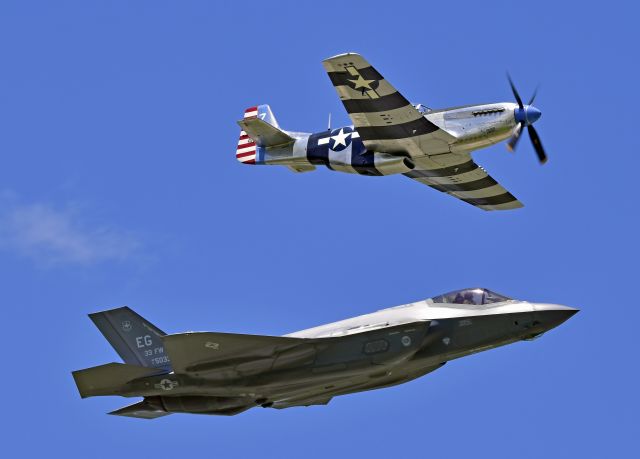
[1,1,638,457]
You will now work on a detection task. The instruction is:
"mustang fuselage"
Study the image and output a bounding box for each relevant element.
[240,103,519,177]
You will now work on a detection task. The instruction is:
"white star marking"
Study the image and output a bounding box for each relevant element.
[348,75,375,90]
[330,128,350,148]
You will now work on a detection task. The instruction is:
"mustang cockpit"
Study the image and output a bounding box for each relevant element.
[430,288,512,306]
[414,103,432,114]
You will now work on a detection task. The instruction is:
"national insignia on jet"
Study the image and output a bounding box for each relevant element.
[154,379,179,391]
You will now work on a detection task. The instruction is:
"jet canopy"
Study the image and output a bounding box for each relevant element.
[431,288,511,306]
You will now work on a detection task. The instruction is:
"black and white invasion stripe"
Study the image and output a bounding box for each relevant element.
[404,158,523,211]
[322,53,440,147]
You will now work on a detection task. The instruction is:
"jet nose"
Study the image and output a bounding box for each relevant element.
[533,303,579,330]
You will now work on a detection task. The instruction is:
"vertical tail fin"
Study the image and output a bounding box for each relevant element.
[236,104,284,164]
[89,306,172,371]
[245,104,280,127]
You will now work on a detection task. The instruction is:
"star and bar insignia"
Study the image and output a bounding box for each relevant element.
[317,127,360,152]
[345,66,380,98]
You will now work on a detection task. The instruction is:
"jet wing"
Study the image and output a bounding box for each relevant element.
[164,332,314,374]
[322,52,454,156]
[165,321,432,376]
[404,154,523,211]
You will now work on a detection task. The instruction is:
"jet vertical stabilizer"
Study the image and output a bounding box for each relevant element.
[89,306,172,371]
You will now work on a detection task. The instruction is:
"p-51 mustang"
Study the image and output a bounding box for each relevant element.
[73,289,576,418]
[236,52,547,211]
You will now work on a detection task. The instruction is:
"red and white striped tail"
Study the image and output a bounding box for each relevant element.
[236,106,258,164]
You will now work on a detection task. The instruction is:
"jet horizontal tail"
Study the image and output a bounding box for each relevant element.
[72,362,167,398]
[109,398,171,420]
[110,397,252,418]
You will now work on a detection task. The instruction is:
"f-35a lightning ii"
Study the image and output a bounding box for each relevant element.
[73,288,577,419]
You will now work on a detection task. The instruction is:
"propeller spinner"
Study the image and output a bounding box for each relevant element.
[506,74,547,164]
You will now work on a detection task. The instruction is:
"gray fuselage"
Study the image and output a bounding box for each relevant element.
[112,293,576,415]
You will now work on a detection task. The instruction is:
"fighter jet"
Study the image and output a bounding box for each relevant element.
[73,288,577,418]
[236,52,547,210]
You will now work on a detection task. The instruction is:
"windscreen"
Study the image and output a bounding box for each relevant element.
[414,103,431,114]
[431,288,511,306]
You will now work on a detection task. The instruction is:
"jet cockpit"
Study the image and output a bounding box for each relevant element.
[430,288,512,306]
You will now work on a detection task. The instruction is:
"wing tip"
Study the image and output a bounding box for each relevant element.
[323,51,362,63]
[479,200,524,211]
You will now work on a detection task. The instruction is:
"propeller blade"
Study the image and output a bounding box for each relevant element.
[527,86,539,106]
[527,125,547,164]
[506,122,524,152]
[507,73,524,109]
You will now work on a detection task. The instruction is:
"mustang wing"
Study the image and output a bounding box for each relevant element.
[404,154,523,211]
[322,52,454,156]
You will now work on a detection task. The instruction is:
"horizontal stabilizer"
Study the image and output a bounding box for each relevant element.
[72,362,167,398]
[109,399,171,420]
[237,117,294,148]
[164,332,309,373]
